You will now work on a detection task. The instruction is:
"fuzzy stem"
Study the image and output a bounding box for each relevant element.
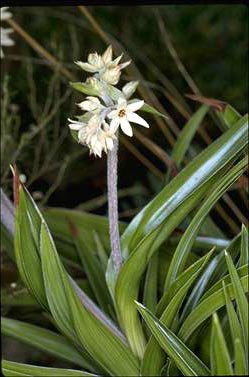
[107,137,122,272]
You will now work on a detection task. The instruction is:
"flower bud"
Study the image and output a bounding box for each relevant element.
[102,67,121,85]
[122,81,139,99]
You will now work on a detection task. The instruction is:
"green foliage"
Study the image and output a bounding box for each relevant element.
[1,103,248,376]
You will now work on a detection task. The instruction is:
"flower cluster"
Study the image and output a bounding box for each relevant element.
[1,7,14,58]
[68,45,149,157]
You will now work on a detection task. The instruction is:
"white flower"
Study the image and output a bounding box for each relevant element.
[68,115,116,157]
[108,98,149,137]
[75,45,131,85]
[1,7,14,58]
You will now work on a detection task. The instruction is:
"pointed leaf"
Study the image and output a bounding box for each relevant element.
[2,360,96,377]
[172,104,209,166]
[1,317,89,369]
[225,251,248,353]
[235,338,247,375]
[240,224,248,266]
[178,270,248,342]
[222,281,243,346]
[210,313,233,375]
[165,156,247,290]
[40,221,139,376]
[141,249,213,376]
[136,302,210,376]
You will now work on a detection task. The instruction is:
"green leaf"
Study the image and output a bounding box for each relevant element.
[240,224,248,266]
[15,183,138,375]
[143,253,158,314]
[225,251,248,354]
[136,302,210,376]
[43,207,126,264]
[141,249,213,376]
[70,82,99,96]
[172,104,209,166]
[178,270,248,342]
[1,317,89,369]
[69,220,113,317]
[164,156,247,290]
[218,104,242,128]
[234,338,247,375]
[140,102,168,118]
[14,186,48,309]
[40,221,139,376]
[2,360,96,377]
[115,114,248,357]
[210,313,233,375]
[169,235,230,252]
[222,281,243,347]
[122,115,248,254]
[180,252,224,321]
[117,181,212,357]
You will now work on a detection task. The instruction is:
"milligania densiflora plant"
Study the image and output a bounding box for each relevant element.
[68,45,157,277]
[2,39,248,377]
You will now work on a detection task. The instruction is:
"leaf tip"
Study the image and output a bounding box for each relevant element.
[10,164,21,207]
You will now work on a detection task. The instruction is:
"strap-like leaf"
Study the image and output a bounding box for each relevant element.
[234,338,247,375]
[40,221,139,376]
[1,317,89,369]
[178,271,248,342]
[210,313,233,375]
[141,102,168,118]
[116,115,248,357]
[2,360,97,377]
[165,156,247,290]
[222,281,243,347]
[240,224,249,266]
[141,249,213,376]
[69,220,113,317]
[171,104,209,166]
[136,302,210,376]
[225,251,248,355]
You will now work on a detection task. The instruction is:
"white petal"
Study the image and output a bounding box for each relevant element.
[75,61,98,73]
[108,110,119,119]
[118,60,131,70]
[109,54,123,68]
[117,97,127,107]
[102,45,113,64]
[68,118,85,129]
[120,119,133,137]
[110,118,120,132]
[127,100,144,112]
[127,112,149,128]
[86,96,101,104]
[1,8,12,20]
[68,123,82,130]
[101,67,121,85]
[88,52,104,69]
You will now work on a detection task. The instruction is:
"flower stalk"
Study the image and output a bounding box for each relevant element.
[68,45,151,277]
[107,136,122,273]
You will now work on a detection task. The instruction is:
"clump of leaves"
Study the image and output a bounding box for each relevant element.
[1,104,248,376]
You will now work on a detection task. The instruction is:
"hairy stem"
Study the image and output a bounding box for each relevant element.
[107,138,122,272]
